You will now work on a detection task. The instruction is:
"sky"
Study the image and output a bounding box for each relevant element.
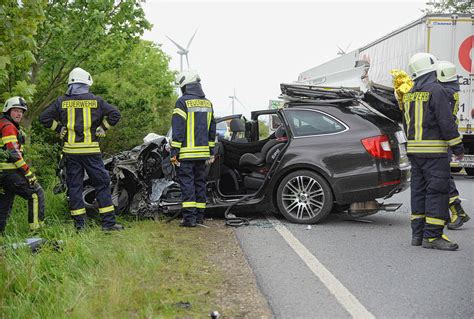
[142,0,428,117]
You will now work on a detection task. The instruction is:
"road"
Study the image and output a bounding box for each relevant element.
[234,174,474,318]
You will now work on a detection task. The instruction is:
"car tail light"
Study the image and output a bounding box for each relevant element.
[361,135,394,160]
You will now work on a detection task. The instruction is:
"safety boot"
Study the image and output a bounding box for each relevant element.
[447,204,470,230]
[411,237,422,246]
[73,215,87,232]
[422,235,458,251]
[102,224,124,232]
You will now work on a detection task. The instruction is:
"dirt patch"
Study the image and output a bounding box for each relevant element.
[201,219,273,318]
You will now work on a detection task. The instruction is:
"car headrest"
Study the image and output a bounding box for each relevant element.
[275,126,287,139]
[230,119,245,132]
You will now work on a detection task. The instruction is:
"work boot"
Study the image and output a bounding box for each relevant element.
[448,203,470,230]
[422,235,458,251]
[411,237,422,246]
[102,224,124,232]
[73,215,87,232]
[179,221,196,227]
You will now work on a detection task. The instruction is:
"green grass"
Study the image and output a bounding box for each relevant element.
[0,185,226,318]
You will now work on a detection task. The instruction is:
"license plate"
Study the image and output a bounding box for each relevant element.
[395,130,407,144]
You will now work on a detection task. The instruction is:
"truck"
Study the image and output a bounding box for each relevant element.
[297,13,474,175]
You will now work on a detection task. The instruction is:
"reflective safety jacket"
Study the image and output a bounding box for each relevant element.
[40,93,120,155]
[402,72,463,158]
[171,83,216,160]
[441,81,460,125]
[0,114,30,174]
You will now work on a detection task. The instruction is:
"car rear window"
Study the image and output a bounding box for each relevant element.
[285,109,346,137]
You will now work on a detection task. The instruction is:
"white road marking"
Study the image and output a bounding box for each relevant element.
[264,212,375,319]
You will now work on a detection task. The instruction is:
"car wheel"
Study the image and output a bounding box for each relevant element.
[450,167,462,173]
[466,167,474,176]
[276,170,333,224]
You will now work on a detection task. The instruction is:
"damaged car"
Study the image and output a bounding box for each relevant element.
[60,83,410,224]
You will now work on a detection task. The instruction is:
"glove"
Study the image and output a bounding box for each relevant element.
[170,155,180,167]
[95,126,107,138]
[25,171,38,186]
[59,126,67,140]
[206,155,215,166]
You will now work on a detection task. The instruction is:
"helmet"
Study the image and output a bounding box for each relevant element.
[436,60,457,82]
[3,96,28,113]
[68,67,93,86]
[408,53,438,80]
[176,69,200,88]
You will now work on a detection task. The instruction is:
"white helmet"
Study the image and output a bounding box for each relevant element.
[176,69,200,88]
[68,67,93,86]
[436,61,457,83]
[408,53,438,80]
[3,96,28,113]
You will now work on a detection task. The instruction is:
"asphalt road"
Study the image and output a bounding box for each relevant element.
[235,174,474,318]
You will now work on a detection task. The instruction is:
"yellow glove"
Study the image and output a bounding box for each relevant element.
[95,126,107,138]
[25,171,38,186]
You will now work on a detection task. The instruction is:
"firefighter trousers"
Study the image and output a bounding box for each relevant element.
[447,150,461,207]
[177,160,206,225]
[65,154,116,227]
[409,155,450,239]
[0,171,45,232]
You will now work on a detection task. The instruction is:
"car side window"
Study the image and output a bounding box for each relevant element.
[285,109,345,137]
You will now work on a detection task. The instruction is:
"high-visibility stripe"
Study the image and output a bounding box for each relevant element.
[2,135,18,144]
[180,146,210,152]
[196,202,206,209]
[50,120,59,131]
[410,214,425,220]
[207,112,212,130]
[63,147,101,154]
[14,158,26,167]
[67,107,76,144]
[83,107,92,144]
[102,117,111,129]
[180,152,210,159]
[99,205,115,214]
[404,102,411,134]
[447,136,462,146]
[209,141,215,147]
[173,108,187,119]
[71,208,86,216]
[428,234,452,243]
[182,201,196,208]
[188,107,212,113]
[170,141,182,148]
[407,140,448,146]
[0,163,16,169]
[31,193,39,229]
[414,100,423,141]
[407,146,448,153]
[426,217,446,226]
[449,196,459,205]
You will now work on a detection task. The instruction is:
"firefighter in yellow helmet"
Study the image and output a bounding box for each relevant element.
[0,97,45,233]
[436,60,470,230]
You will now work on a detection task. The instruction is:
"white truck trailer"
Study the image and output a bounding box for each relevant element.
[297,13,474,175]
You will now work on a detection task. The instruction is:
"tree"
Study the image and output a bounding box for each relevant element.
[92,40,177,153]
[0,0,46,104]
[424,0,471,13]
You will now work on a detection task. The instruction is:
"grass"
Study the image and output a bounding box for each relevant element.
[0,184,227,318]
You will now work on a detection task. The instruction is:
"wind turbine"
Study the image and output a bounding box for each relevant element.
[229,88,246,115]
[166,29,198,71]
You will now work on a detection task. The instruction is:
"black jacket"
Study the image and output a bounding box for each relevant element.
[40,93,120,155]
[402,72,463,158]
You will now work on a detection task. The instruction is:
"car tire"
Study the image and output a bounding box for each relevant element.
[450,167,462,173]
[276,170,333,224]
[465,167,474,176]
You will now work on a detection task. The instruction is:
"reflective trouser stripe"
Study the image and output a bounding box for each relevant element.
[182,201,196,208]
[196,202,206,209]
[426,217,446,226]
[410,214,425,221]
[71,208,86,216]
[99,205,114,214]
[449,195,459,205]
[29,193,40,230]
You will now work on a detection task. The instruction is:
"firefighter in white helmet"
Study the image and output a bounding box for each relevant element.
[436,60,470,230]
[40,67,123,231]
[404,53,464,250]
[0,97,45,233]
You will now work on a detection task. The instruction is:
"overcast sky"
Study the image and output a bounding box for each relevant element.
[142,0,428,117]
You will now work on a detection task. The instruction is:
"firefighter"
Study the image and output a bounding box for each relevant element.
[0,97,45,233]
[405,53,464,251]
[39,67,123,231]
[170,70,216,227]
[436,60,470,230]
